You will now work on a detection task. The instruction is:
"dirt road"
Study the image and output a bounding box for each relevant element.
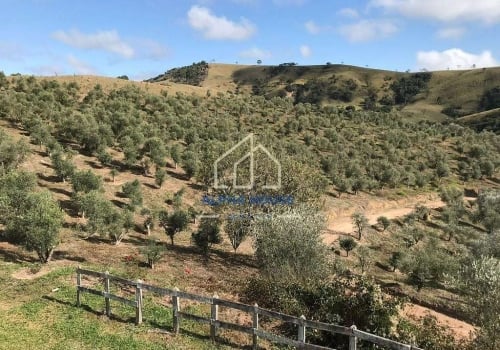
[322,194,456,244]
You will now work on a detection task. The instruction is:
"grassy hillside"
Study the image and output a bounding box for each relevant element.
[458,107,500,132]
[148,63,500,125]
[0,72,499,349]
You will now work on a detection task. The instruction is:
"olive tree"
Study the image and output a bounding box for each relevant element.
[83,195,132,244]
[388,251,405,272]
[160,209,189,245]
[452,256,500,349]
[140,208,155,235]
[7,190,63,263]
[71,169,103,194]
[475,190,500,234]
[224,214,251,252]
[122,179,143,209]
[0,131,30,172]
[142,137,167,175]
[377,216,391,231]
[155,168,167,188]
[0,170,37,226]
[192,217,222,258]
[352,212,369,240]
[339,237,357,257]
[140,239,165,269]
[401,239,458,291]
[50,151,75,182]
[253,207,328,284]
[76,190,108,221]
[357,245,373,273]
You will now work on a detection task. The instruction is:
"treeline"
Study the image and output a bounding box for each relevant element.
[480,86,500,111]
[146,61,209,86]
[290,77,357,104]
[390,72,432,105]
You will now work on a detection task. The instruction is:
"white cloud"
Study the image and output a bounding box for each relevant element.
[67,55,97,75]
[416,48,498,70]
[239,47,271,59]
[52,29,134,58]
[135,39,169,60]
[370,0,500,23]
[305,20,321,34]
[187,5,255,40]
[338,8,359,19]
[436,27,465,39]
[339,20,398,42]
[300,45,312,57]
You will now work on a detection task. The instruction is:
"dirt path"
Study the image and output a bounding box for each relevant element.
[322,198,445,244]
[320,193,478,340]
[403,304,475,339]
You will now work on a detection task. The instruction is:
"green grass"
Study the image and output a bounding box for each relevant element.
[0,259,234,350]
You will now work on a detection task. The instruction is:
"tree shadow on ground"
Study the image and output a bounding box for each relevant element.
[59,199,79,217]
[51,250,86,263]
[164,243,258,269]
[0,246,37,263]
[84,160,102,169]
[187,182,205,191]
[111,199,127,209]
[42,295,134,324]
[166,169,188,181]
[37,172,60,183]
[50,187,73,197]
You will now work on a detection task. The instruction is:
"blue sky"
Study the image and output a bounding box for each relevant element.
[1,0,499,80]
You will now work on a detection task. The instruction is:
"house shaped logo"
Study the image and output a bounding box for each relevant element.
[213,134,281,190]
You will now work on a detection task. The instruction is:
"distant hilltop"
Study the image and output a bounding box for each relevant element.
[144,61,500,132]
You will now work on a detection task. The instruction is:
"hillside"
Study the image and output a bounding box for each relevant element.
[148,62,500,125]
[0,72,499,349]
[458,107,500,132]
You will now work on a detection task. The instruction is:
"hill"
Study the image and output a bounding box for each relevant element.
[457,107,500,132]
[148,62,500,125]
[0,71,499,349]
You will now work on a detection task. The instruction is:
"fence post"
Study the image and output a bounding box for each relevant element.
[298,315,306,343]
[76,267,81,307]
[104,271,111,317]
[210,293,219,342]
[172,287,180,334]
[252,303,259,350]
[349,325,357,350]
[135,279,143,325]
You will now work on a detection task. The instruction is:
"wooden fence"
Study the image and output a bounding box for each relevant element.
[76,267,423,350]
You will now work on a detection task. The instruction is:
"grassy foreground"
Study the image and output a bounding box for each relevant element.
[0,258,235,350]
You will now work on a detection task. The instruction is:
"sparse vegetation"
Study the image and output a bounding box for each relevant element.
[0,68,498,349]
[140,239,165,269]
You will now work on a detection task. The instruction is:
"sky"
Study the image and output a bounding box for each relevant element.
[1,0,500,80]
